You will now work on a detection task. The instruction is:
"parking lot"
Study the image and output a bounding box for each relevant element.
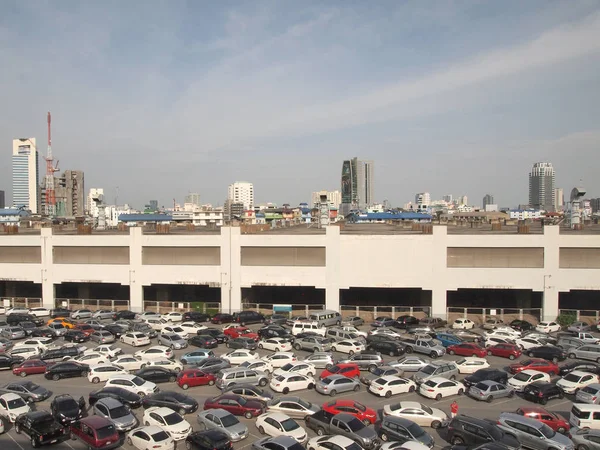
[0,316,588,450]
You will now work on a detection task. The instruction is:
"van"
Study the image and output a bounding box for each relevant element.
[291,322,326,336]
[215,368,269,390]
[570,404,600,429]
[569,345,600,363]
[232,311,265,326]
[325,328,366,344]
[70,415,120,450]
[308,310,342,328]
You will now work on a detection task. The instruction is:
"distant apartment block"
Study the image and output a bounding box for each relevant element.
[87,188,104,216]
[483,194,494,210]
[224,199,245,221]
[50,170,85,217]
[185,192,201,206]
[228,181,254,210]
[554,188,564,212]
[311,190,341,208]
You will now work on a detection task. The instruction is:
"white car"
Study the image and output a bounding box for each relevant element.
[270,373,315,393]
[142,406,191,440]
[5,307,30,316]
[160,326,189,339]
[9,346,41,359]
[89,344,123,359]
[121,332,151,347]
[88,364,129,384]
[308,435,361,450]
[556,370,599,394]
[75,352,108,366]
[536,321,561,333]
[339,326,367,337]
[105,374,158,396]
[178,321,207,336]
[515,337,549,350]
[14,337,53,352]
[161,312,183,323]
[127,425,174,450]
[493,326,521,337]
[273,362,316,378]
[507,370,551,392]
[258,338,293,353]
[0,393,31,422]
[143,359,183,372]
[261,352,297,368]
[419,377,465,400]
[256,412,308,444]
[145,318,169,330]
[137,312,161,320]
[381,442,430,450]
[368,376,417,398]
[222,350,259,365]
[452,319,475,329]
[485,330,520,340]
[331,340,365,355]
[455,358,490,374]
[239,360,274,375]
[112,355,146,372]
[369,328,403,339]
[135,346,174,361]
[29,307,50,317]
[484,336,514,347]
[383,401,448,428]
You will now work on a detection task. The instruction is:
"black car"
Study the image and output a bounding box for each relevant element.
[367,339,406,356]
[211,313,234,325]
[447,415,519,449]
[394,315,420,329]
[131,322,158,338]
[232,311,265,326]
[30,327,57,338]
[141,391,198,415]
[226,337,257,350]
[50,308,71,318]
[374,416,434,447]
[186,429,232,450]
[183,312,212,323]
[523,381,564,405]
[510,320,534,332]
[20,321,38,335]
[50,394,85,425]
[103,324,127,338]
[264,314,288,326]
[190,335,219,348]
[463,369,508,389]
[41,346,84,363]
[257,326,294,341]
[559,361,600,377]
[44,362,89,381]
[14,410,68,446]
[113,310,136,320]
[89,387,142,409]
[0,353,25,370]
[366,334,398,345]
[7,313,44,327]
[64,330,89,343]
[134,367,177,383]
[295,331,322,340]
[526,346,567,363]
[195,358,231,374]
[199,328,228,344]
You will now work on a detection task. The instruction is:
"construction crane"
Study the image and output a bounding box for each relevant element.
[45,112,60,216]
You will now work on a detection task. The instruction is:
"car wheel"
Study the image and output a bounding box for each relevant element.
[451,437,464,445]
[558,391,564,399]
[431,420,441,429]
[332,347,337,352]
[244,411,253,419]
[552,357,559,363]
[458,388,464,395]
[127,437,133,446]
[329,389,337,396]
[20,371,27,377]
[169,376,176,382]
[487,351,492,356]
[385,390,392,398]
[354,384,360,392]
[258,344,263,349]
[349,350,355,356]
[528,352,534,357]
[508,390,515,398]
[380,433,388,442]
[540,397,547,405]
[578,446,589,450]
[486,395,493,403]
[52,374,60,381]
[31,437,40,448]
[182,383,189,390]
[557,427,566,434]
[259,378,268,387]
[294,344,301,350]
[208,379,215,386]
[283,387,290,394]
[138,392,146,397]
[450,375,456,381]
[181,359,187,365]
[368,364,377,371]
[435,393,442,401]
[509,354,516,360]
[92,377,100,384]
[258,425,265,434]
[409,385,416,392]
[141,364,147,369]
[325,364,333,370]
[449,350,455,355]
[317,427,325,436]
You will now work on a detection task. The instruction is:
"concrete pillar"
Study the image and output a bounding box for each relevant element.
[325,226,341,311]
[221,227,242,314]
[431,226,448,318]
[40,228,55,309]
[129,227,144,312]
[542,226,560,321]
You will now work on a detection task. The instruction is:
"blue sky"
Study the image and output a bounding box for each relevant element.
[1,0,599,209]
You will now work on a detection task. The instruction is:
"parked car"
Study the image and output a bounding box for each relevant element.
[71,309,93,320]
[190,335,219,349]
[302,352,334,369]
[316,374,361,396]
[142,390,198,415]
[319,363,360,380]
[556,370,599,394]
[391,356,431,372]
[486,343,522,360]
[509,358,560,375]
[570,428,600,450]
[195,358,231,374]
[418,377,465,400]
[197,408,248,442]
[265,314,289,326]
[203,394,266,419]
[462,368,508,389]
[158,333,188,350]
[293,336,332,353]
[468,380,514,402]
[510,319,534,332]
[0,392,31,423]
[536,322,562,333]
[49,308,71,318]
[104,374,158,397]
[266,396,320,420]
[177,369,216,390]
[201,329,229,343]
[523,381,564,405]
[90,330,116,344]
[92,397,138,432]
[497,412,574,450]
[369,376,417,398]
[0,380,52,402]
[576,383,600,404]
[343,316,365,327]
[14,410,68,447]
[12,359,53,377]
[508,370,551,392]
[64,330,89,343]
[126,425,174,450]
[446,414,520,449]
[134,367,178,383]
[452,319,476,330]
[374,416,434,448]
[45,361,90,381]
[394,316,420,329]
[516,406,571,434]
[568,321,592,333]
[50,394,85,425]
[367,339,406,357]
[382,401,448,429]
[455,357,490,374]
[447,343,487,358]
[88,387,143,409]
[211,314,234,325]
[338,352,384,371]
[360,366,404,386]
[526,346,567,363]
[255,412,307,444]
[372,317,396,328]
[182,312,212,323]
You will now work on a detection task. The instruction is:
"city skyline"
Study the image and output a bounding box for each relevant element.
[1,2,599,208]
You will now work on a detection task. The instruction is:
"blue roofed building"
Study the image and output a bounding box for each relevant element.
[347,211,431,224]
[0,208,30,226]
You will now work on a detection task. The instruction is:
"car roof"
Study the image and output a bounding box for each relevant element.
[500,412,543,429]
[81,415,113,427]
[0,392,22,400]
[517,405,548,414]
[382,415,415,426]
[263,411,288,421]
[328,399,363,407]
[97,397,123,408]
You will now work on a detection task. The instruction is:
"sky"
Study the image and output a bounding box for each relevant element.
[1,0,599,209]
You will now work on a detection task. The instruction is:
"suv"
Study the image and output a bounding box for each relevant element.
[413,361,459,385]
[7,314,44,327]
[257,326,294,341]
[463,368,509,389]
[70,415,120,450]
[447,415,520,449]
[523,382,564,405]
[41,345,84,363]
[394,316,420,329]
[182,312,212,323]
[215,368,269,390]
[367,339,406,357]
[326,328,366,344]
[293,336,332,352]
[233,311,265,326]
[338,352,384,371]
[497,413,573,450]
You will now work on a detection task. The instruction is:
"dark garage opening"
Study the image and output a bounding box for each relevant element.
[242,286,325,306]
[447,288,542,309]
[340,288,431,307]
[559,290,600,312]
[55,282,130,300]
[0,281,42,298]
[143,284,221,304]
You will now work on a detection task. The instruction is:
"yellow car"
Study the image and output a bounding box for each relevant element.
[46,317,76,329]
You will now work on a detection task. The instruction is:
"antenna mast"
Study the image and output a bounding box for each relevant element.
[45,112,59,216]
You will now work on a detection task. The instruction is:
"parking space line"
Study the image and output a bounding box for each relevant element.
[6,432,25,450]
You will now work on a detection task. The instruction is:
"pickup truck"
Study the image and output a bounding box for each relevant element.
[399,335,445,358]
[558,332,599,345]
[15,410,68,447]
[305,410,380,449]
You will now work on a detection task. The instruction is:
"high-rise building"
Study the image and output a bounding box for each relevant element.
[483,194,494,209]
[184,193,201,206]
[224,199,244,221]
[590,198,600,213]
[51,170,85,217]
[340,158,374,215]
[554,188,564,212]
[87,188,104,217]
[311,190,341,208]
[529,162,555,211]
[415,192,431,206]
[0,190,5,209]
[442,194,453,203]
[228,182,254,210]
[12,138,40,213]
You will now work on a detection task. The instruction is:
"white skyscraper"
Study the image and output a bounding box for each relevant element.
[554,188,564,212]
[87,188,104,217]
[12,138,40,213]
[311,190,341,208]
[415,192,431,206]
[529,162,555,211]
[228,181,254,210]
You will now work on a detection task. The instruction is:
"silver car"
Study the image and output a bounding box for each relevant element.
[497,413,574,450]
[315,374,361,396]
[93,397,138,431]
[93,310,116,320]
[197,408,249,442]
[390,356,431,372]
[47,323,67,337]
[570,428,600,450]
[302,353,334,369]
[467,380,515,402]
[1,327,26,340]
[0,337,14,352]
[576,383,600,404]
[158,333,188,350]
[293,337,332,353]
[360,366,404,385]
[90,330,115,344]
[266,396,320,420]
[568,345,600,362]
[71,309,93,320]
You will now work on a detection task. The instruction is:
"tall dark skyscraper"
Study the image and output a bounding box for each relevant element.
[529,162,555,211]
[0,190,5,209]
[340,157,374,216]
[483,194,494,209]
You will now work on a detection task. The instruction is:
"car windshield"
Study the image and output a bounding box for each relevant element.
[329,366,341,373]
[582,386,599,394]
[420,366,435,375]
[96,424,117,439]
[540,424,555,438]
[289,443,306,450]
[346,418,364,432]
[297,398,312,409]
[164,412,183,425]
[21,381,38,391]
[110,405,130,418]
[171,334,183,340]
[407,423,426,438]
[281,364,293,371]
[281,418,300,431]
[564,373,582,382]
[220,414,239,427]
[131,376,145,386]
[475,382,489,390]
[424,380,437,388]
[347,443,363,450]
[7,397,26,408]
[514,372,531,381]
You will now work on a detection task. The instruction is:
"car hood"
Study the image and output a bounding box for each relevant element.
[32,386,50,396]
[59,406,80,418]
[112,413,137,428]
[356,426,378,441]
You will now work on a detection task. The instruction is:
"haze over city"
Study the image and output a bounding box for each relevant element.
[1,1,600,208]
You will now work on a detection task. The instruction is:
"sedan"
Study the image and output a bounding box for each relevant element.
[127,425,174,450]
[45,362,90,381]
[135,346,174,361]
[89,386,143,409]
[112,355,146,372]
[368,376,417,398]
[576,383,600,404]
[75,352,108,366]
[223,350,259,365]
[331,340,365,355]
[204,394,266,419]
[178,321,208,335]
[256,412,308,444]
[509,358,560,375]
[1,327,26,340]
[390,356,431,372]
[222,385,273,403]
[273,362,316,378]
[360,366,404,386]
[515,406,571,434]
[508,370,551,392]
[0,380,52,402]
[343,316,365,327]
[468,380,514,402]
[452,319,475,329]
[307,435,363,450]
[382,401,448,428]
[197,408,249,442]
[419,377,465,400]
[92,310,115,320]
[270,373,315,394]
[259,338,293,352]
[239,360,274,375]
[134,367,178,383]
[90,344,123,359]
[90,330,115,344]
[190,335,219,348]
[29,307,51,317]
[556,370,599,394]
[447,343,487,358]
[181,350,215,365]
[158,333,188,350]
[162,312,184,323]
[455,357,491,374]
[195,358,231,374]
[266,396,320,420]
[262,352,297,368]
[568,321,592,333]
[121,332,151,347]
[372,317,396,328]
[302,353,334,370]
[510,320,535,332]
[142,391,198,415]
[526,346,567,363]
[536,322,562,333]
[104,375,158,396]
[316,374,361,396]
[12,359,53,377]
[200,329,228,344]
[93,397,138,432]
[143,359,183,372]
[323,399,377,425]
[486,343,522,360]
[142,406,192,441]
[161,325,190,339]
[226,337,258,350]
[570,429,600,450]
[177,369,216,390]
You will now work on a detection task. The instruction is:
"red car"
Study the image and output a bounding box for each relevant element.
[322,400,378,425]
[204,394,265,419]
[447,343,487,358]
[12,359,53,377]
[319,363,360,380]
[516,406,570,434]
[486,343,522,360]
[70,416,120,449]
[223,326,259,342]
[509,359,560,376]
[75,324,95,336]
[177,369,216,390]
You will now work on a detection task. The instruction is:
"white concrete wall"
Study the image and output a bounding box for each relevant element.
[0,225,599,319]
